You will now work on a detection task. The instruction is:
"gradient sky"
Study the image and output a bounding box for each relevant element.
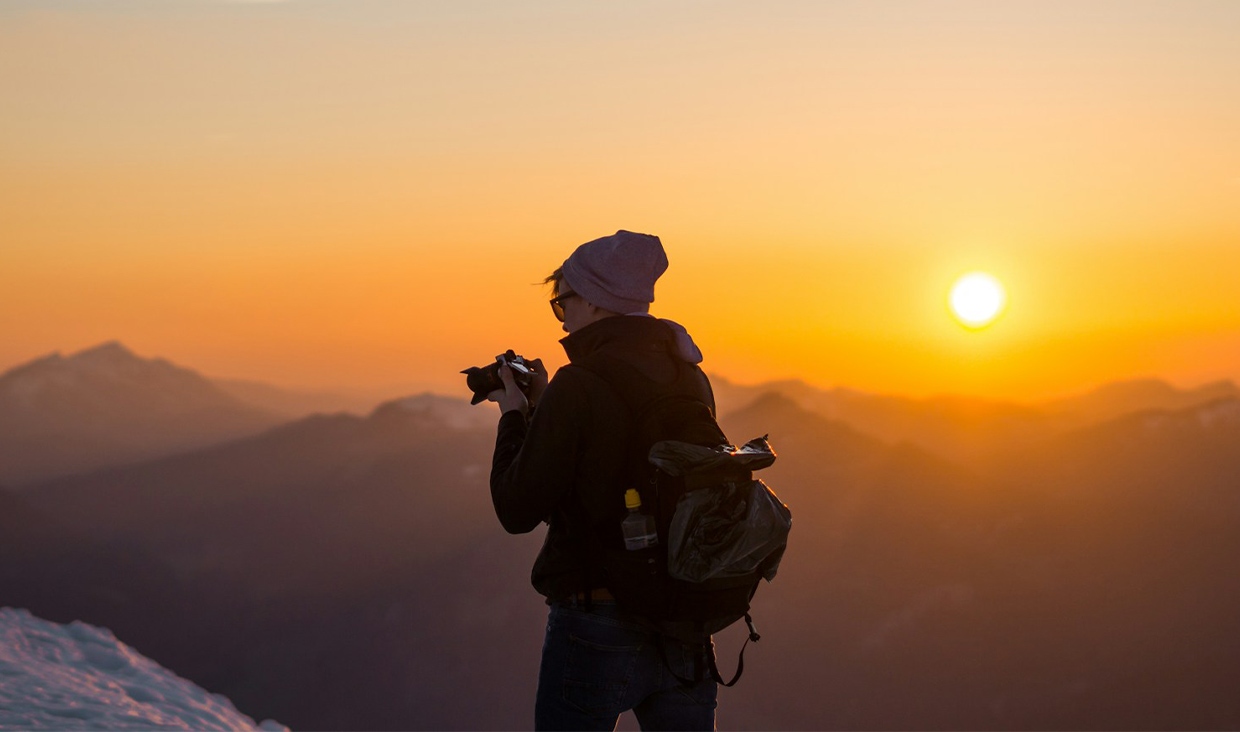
[3,0,1238,401]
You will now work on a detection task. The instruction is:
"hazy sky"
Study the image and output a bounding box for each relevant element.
[3,0,1238,400]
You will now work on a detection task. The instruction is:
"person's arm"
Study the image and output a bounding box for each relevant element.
[489,369,586,534]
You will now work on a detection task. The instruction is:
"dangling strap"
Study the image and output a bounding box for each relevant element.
[707,613,761,688]
[656,615,762,689]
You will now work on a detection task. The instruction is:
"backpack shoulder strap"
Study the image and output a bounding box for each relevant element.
[575,352,726,457]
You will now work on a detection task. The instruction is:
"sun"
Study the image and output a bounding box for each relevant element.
[949,272,1006,329]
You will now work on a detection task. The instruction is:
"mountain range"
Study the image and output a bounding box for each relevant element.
[4,340,1235,485]
[3,343,1240,729]
[0,342,491,486]
[711,373,1240,465]
[0,342,284,485]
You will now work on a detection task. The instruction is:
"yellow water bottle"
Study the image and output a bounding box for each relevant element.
[621,489,659,551]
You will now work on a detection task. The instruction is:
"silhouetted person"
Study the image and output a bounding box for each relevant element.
[488,230,719,730]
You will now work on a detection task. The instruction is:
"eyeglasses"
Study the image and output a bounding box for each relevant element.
[549,291,578,322]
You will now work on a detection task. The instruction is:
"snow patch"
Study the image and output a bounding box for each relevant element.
[0,607,286,731]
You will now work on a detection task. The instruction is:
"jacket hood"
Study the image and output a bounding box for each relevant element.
[559,314,704,365]
[635,315,703,364]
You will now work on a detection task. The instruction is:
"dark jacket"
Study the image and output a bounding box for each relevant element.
[490,315,715,600]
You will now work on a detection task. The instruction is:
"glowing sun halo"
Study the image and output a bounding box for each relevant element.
[949,272,1006,329]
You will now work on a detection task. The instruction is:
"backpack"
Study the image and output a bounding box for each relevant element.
[576,352,792,686]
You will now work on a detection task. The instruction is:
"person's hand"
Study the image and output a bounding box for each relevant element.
[526,358,548,410]
[486,362,529,417]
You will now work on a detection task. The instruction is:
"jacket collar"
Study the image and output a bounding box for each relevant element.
[560,314,673,364]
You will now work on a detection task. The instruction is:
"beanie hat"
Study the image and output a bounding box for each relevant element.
[560,230,668,314]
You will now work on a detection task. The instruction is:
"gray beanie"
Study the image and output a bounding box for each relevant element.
[560,230,668,314]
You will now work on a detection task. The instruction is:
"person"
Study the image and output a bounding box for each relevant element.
[487,230,721,731]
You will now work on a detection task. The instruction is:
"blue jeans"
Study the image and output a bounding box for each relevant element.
[535,599,718,731]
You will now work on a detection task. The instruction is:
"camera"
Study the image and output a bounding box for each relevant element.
[462,350,536,405]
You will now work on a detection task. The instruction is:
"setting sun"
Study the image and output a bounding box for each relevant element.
[949,272,1007,329]
[4,3,1240,730]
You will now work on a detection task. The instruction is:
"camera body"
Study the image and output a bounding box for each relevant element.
[462,350,535,405]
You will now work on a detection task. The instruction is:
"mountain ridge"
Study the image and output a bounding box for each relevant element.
[0,342,286,486]
[712,373,1240,465]
[7,363,1240,729]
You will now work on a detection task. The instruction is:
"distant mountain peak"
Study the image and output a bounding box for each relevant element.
[1071,377,1237,401]
[0,341,183,389]
[746,390,804,412]
[725,390,820,427]
[71,340,135,361]
[1,342,144,380]
[0,343,285,486]
[1046,377,1240,425]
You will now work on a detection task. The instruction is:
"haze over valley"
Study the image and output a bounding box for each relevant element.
[3,343,1239,729]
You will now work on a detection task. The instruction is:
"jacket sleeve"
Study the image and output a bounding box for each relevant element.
[489,370,586,534]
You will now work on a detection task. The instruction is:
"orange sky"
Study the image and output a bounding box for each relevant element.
[2,1,1238,401]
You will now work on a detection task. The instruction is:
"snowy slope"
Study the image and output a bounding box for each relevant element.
[0,607,285,731]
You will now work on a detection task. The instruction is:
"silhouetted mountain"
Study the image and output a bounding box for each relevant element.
[12,394,515,729]
[710,374,826,416]
[714,394,1032,728]
[994,396,1240,509]
[714,375,1057,464]
[10,380,1240,729]
[17,391,1001,729]
[0,485,189,659]
[1043,378,1240,426]
[721,390,884,460]
[27,394,497,597]
[0,484,44,541]
[212,378,444,420]
[712,374,1240,467]
[373,392,499,432]
[0,342,285,485]
[955,397,1240,729]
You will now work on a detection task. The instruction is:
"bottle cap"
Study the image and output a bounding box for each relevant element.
[624,488,642,510]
